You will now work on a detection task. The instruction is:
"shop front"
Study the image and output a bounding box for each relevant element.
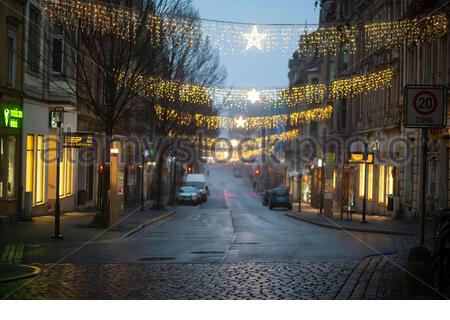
[356,162,397,217]
[0,104,23,218]
[22,100,50,216]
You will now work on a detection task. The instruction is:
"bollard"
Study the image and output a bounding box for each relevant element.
[404,246,434,299]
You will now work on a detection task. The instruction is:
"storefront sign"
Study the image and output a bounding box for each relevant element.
[1,105,23,129]
[348,152,374,164]
[63,133,95,148]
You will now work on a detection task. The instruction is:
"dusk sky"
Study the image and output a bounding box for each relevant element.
[192,0,320,88]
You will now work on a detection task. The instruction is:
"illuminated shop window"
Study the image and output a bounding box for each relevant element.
[59,148,74,197]
[26,135,34,194]
[26,135,46,206]
[36,135,45,204]
[0,135,17,199]
[359,164,366,198]
[386,166,395,205]
[379,165,385,205]
[368,164,374,201]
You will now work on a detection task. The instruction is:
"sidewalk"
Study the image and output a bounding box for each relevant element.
[0,203,178,247]
[286,203,433,237]
[0,203,179,282]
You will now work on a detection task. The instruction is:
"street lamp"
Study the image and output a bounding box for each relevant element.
[297,171,303,213]
[52,107,64,240]
[318,158,324,216]
[361,135,370,224]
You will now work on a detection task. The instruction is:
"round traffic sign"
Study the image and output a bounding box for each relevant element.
[413,91,438,116]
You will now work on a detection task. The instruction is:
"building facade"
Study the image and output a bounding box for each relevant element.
[22,0,78,218]
[0,0,25,220]
[285,0,450,223]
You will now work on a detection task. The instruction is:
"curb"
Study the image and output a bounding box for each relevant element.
[120,209,180,240]
[0,265,41,284]
[285,212,417,236]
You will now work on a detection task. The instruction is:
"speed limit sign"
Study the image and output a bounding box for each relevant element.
[405,85,447,128]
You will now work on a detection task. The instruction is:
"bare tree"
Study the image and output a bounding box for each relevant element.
[44,0,194,226]
[148,5,226,209]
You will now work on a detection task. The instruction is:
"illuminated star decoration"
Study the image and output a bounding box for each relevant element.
[247,89,261,104]
[235,116,247,128]
[243,25,266,51]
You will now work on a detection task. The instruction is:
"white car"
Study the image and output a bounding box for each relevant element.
[184,174,209,202]
[176,187,201,205]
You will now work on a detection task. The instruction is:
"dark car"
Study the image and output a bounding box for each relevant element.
[262,189,272,206]
[268,187,292,210]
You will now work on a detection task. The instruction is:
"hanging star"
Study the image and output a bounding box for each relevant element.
[243,25,266,51]
[235,116,247,128]
[247,89,261,103]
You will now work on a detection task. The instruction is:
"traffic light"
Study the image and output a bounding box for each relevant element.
[99,163,105,174]
[187,166,193,174]
[255,168,261,176]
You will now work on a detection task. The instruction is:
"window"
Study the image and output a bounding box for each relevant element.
[368,164,374,201]
[0,135,17,200]
[36,135,45,204]
[28,5,41,73]
[333,169,337,190]
[26,135,46,205]
[26,135,35,194]
[60,148,74,197]
[52,25,64,74]
[7,28,17,86]
[386,166,395,205]
[379,165,385,205]
[359,164,366,198]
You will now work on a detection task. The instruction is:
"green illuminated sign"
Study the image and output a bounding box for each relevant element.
[1,105,23,129]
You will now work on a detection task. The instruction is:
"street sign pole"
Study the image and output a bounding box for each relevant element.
[420,128,429,245]
[404,85,447,246]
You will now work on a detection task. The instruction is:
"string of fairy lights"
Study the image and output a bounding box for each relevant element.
[42,0,448,57]
[154,105,333,130]
[40,0,447,131]
[132,68,393,109]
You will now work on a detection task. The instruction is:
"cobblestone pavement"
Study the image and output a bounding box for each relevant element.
[1,262,362,300]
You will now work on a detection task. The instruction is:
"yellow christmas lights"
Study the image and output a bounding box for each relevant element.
[42,0,448,57]
[364,14,448,52]
[133,68,394,109]
[154,105,333,130]
[299,25,358,56]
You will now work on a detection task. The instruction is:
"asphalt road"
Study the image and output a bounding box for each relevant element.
[1,164,405,299]
[25,164,396,264]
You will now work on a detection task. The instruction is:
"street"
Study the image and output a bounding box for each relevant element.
[0,165,407,299]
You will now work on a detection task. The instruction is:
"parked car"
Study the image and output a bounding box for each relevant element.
[184,174,208,202]
[262,189,272,206]
[177,186,201,205]
[268,187,292,210]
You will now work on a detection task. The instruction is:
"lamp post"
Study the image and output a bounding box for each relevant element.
[361,135,369,224]
[52,107,64,240]
[318,158,324,215]
[140,153,145,211]
[298,171,303,213]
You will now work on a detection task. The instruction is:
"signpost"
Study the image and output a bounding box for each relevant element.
[63,133,95,148]
[404,85,448,245]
